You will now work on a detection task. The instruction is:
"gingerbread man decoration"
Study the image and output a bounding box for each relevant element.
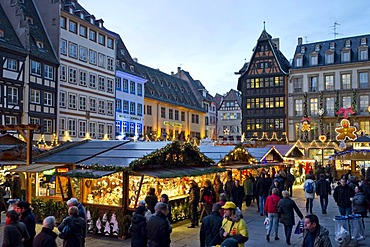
[335,119,357,141]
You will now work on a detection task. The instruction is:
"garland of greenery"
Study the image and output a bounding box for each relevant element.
[218,144,256,165]
[335,90,340,116]
[352,89,357,113]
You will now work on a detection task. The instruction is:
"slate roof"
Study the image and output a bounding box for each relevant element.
[18,0,58,64]
[179,70,214,102]
[219,89,242,109]
[0,5,27,54]
[292,34,370,69]
[136,63,205,112]
[353,135,370,143]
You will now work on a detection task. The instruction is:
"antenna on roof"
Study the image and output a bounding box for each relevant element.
[330,21,342,39]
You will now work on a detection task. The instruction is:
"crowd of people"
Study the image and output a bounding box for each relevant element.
[1,197,86,247]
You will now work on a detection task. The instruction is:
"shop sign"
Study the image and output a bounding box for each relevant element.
[43,169,55,175]
[164,121,182,128]
[130,116,142,121]
[57,168,69,173]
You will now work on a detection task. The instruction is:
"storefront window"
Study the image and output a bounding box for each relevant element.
[36,169,69,197]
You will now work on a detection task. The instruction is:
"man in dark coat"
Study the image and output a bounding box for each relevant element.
[18,200,36,247]
[33,216,58,247]
[200,203,223,247]
[278,190,303,245]
[188,180,200,228]
[256,173,271,216]
[146,202,172,247]
[145,188,158,214]
[130,206,147,247]
[302,214,332,247]
[2,210,29,247]
[67,198,86,246]
[333,178,355,216]
[316,174,331,214]
[58,206,86,247]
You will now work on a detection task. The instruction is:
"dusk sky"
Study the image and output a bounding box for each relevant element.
[81,0,370,96]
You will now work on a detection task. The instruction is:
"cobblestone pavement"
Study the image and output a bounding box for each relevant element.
[1,185,370,246]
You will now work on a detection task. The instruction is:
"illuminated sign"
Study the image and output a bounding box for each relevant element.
[164,121,183,128]
[56,168,69,173]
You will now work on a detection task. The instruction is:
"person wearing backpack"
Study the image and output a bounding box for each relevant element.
[303,174,316,214]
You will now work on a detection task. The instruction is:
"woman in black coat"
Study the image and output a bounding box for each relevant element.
[58,206,86,247]
[277,190,303,245]
[130,206,147,247]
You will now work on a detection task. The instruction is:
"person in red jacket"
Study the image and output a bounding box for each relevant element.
[264,188,281,242]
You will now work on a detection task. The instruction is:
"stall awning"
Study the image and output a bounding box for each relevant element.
[11,163,65,172]
[61,169,116,178]
[134,166,225,178]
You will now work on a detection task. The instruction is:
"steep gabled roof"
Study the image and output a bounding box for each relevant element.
[0,5,27,54]
[179,69,214,102]
[219,89,242,108]
[137,63,205,112]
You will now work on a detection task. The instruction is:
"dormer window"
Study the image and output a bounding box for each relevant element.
[315,44,320,52]
[0,29,4,38]
[300,46,305,54]
[130,65,134,72]
[330,42,335,49]
[361,38,367,45]
[187,90,190,95]
[159,92,163,97]
[341,51,351,62]
[295,55,303,67]
[359,48,368,61]
[120,49,125,56]
[151,78,155,83]
[69,7,74,14]
[151,90,154,95]
[325,51,334,64]
[26,16,33,24]
[121,62,125,69]
[345,40,351,48]
[309,53,318,66]
[160,81,163,87]
[80,13,84,19]
[36,41,44,49]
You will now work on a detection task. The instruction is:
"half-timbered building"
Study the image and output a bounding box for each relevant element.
[237,29,290,142]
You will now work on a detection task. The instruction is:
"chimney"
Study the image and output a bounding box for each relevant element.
[133,57,138,63]
[171,71,174,75]
[271,38,280,50]
[177,66,181,73]
[298,37,303,45]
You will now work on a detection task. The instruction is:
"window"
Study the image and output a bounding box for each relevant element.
[6,59,17,71]
[89,73,96,88]
[293,77,303,92]
[68,93,76,109]
[98,100,105,114]
[341,51,350,62]
[68,119,77,136]
[107,124,113,139]
[44,65,53,79]
[295,99,303,116]
[69,20,77,33]
[107,79,113,93]
[30,117,40,125]
[98,34,105,45]
[359,48,368,61]
[130,102,135,115]
[60,17,66,29]
[89,50,97,65]
[7,87,18,104]
[135,103,143,116]
[360,95,369,113]
[89,29,96,42]
[30,89,40,104]
[342,96,351,108]
[31,60,41,75]
[107,101,113,115]
[359,72,369,88]
[137,83,143,96]
[123,79,128,92]
[107,57,114,70]
[309,54,318,66]
[98,53,106,68]
[59,91,66,108]
[310,98,318,115]
[69,67,77,84]
[98,76,105,91]
[295,56,303,67]
[78,121,86,138]
[116,99,122,112]
[115,77,121,90]
[79,70,87,86]
[326,97,335,116]
[60,39,67,55]
[107,38,114,49]
[59,65,66,81]
[325,52,334,64]
[309,76,318,92]
[341,73,351,89]
[325,75,334,90]
[89,97,96,112]
[79,96,86,111]
[275,97,284,108]
[37,41,44,49]
[6,116,17,125]
[169,109,173,119]
[43,119,52,133]
[161,107,166,118]
[181,112,185,121]
[79,25,87,37]
[123,100,129,113]
[130,81,135,94]
[98,123,105,139]
[44,92,52,106]
[146,105,152,115]
[69,42,78,58]
[79,46,88,62]
[89,122,96,138]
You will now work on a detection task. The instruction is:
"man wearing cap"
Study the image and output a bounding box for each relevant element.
[200,203,223,247]
[220,201,249,247]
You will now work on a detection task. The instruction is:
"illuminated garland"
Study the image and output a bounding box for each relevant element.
[329,149,370,160]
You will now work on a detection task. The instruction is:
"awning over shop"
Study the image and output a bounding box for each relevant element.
[61,169,116,178]
[329,149,370,161]
[134,166,225,178]
[0,160,26,165]
[11,163,66,172]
